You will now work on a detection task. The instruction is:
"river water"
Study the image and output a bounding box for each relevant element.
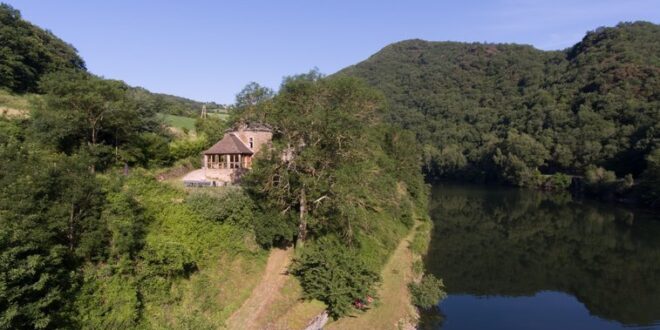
[421,184,660,330]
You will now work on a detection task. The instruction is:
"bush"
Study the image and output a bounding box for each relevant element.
[408,274,447,309]
[169,135,208,161]
[140,242,196,278]
[252,211,297,248]
[186,189,255,228]
[543,173,572,190]
[291,237,380,318]
[410,226,430,255]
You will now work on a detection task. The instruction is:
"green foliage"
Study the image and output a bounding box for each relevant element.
[0,143,104,328]
[0,4,85,93]
[291,237,380,318]
[101,188,146,260]
[239,74,428,320]
[252,211,298,248]
[137,89,212,117]
[584,165,617,185]
[32,70,165,169]
[549,173,572,190]
[408,274,447,309]
[168,135,208,160]
[162,113,197,132]
[410,223,431,255]
[75,266,140,329]
[140,241,197,278]
[186,189,255,228]
[340,22,660,191]
[194,115,227,145]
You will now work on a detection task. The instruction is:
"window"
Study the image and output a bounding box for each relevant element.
[249,137,254,149]
[230,154,241,169]
[219,155,226,168]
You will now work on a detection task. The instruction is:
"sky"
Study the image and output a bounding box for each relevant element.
[6,0,660,104]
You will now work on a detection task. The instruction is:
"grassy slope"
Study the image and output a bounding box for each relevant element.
[0,90,38,117]
[159,113,228,135]
[84,174,269,329]
[160,113,197,132]
[138,176,267,328]
[226,248,326,330]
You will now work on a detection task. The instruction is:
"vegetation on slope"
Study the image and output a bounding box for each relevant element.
[340,21,660,205]
[238,72,429,318]
[0,4,85,93]
[1,3,431,327]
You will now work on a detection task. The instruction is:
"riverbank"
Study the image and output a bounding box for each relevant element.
[324,219,431,330]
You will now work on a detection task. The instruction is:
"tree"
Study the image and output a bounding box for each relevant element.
[33,71,162,170]
[0,4,85,93]
[291,237,380,318]
[408,274,447,309]
[340,22,660,194]
[234,82,274,109]
[0,142,105,329]
[243,74,382,243]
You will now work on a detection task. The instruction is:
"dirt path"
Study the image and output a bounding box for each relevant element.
[225,247,293,330]
[326,224,419,330]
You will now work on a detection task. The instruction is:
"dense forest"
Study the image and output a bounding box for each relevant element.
[0,4,430,328]
[339,21,660,206]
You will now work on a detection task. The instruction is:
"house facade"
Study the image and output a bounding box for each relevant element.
[201,123,272,183]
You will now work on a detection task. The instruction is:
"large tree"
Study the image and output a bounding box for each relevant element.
[243,74,383,243]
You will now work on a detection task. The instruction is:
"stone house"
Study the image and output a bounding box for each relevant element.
[201,122,272,183]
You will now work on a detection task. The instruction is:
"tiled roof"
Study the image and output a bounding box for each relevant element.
[203,133,253,155]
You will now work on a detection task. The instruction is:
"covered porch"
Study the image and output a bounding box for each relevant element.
[203,153,252,170]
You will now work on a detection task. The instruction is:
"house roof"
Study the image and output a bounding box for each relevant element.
[203,133,253,155]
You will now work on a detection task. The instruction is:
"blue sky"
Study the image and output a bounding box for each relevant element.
[6,0,659,104]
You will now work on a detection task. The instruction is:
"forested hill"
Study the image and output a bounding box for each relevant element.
[339,21,660,194]
[0,3,85,93]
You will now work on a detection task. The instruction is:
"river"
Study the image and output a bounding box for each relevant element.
[420,184,660,330]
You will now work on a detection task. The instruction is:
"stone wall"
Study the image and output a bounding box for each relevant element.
[233,127,272,154]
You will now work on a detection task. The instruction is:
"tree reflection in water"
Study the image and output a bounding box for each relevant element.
[423,184,660,327]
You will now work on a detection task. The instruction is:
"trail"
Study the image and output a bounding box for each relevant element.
[225,247,293,330]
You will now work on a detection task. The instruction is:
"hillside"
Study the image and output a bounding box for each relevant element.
[339,22,660,189]
[0,4,212,118]
[0,4,85,93]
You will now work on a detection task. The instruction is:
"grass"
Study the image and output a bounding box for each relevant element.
[95,173,268,328]
[248,275,326,329]
[208,112,229,120]
[160,113,198,132]
[159,113,229,134]
[0,89,40,117]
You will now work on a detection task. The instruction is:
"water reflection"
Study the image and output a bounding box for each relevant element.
[422,184,660,329]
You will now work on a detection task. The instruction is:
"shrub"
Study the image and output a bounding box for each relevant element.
[252,211,297,248]
[543,173,572,190]
[291,237,380,318]
[408,274,447,309]
[140,242,196,278]
[186,189,255,228]
[169,135,208,160]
